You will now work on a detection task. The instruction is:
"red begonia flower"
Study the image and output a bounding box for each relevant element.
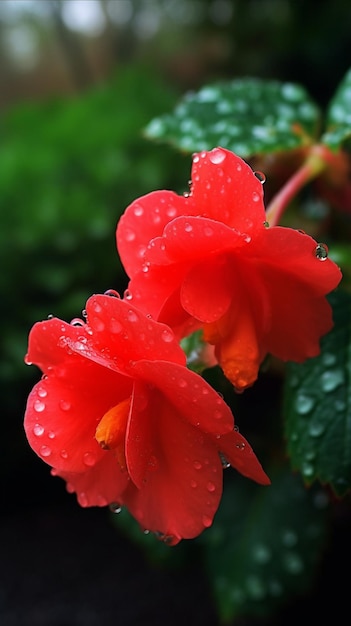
[24,294,269,545]
[117,147,342,391]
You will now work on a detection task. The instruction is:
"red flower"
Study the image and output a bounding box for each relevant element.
[24,294,269,545]
[117,147,342,391]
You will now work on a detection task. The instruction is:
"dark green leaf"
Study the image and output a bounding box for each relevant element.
[284,289,351,496]
[200,466,329,623]
[322,67,351,150]
[145,78,321,157]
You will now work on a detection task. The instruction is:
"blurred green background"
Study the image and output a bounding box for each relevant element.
[1,1,350,624]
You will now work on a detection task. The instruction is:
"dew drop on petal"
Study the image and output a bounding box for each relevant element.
[37,388,47,399]
[193,154,200,164]
[24,354,33,365]
[202,515,213,528]
[254,171,266,184]
[104,289,121,298]
[178,378,188,388]
[190,480,198,489]
[70,318,85,327]
[236,442,246,450]
[209,148,226,164]
[124,289,133,301]
[161,328,174,343]
[59,400,71,412]
[133,205,144,217]
[110,319,123,334]
[79,492,89,507]
[48,431,56,440]
[127,309,139,322]
[207,481,216,493]
[40,445,52,457]
[33,423,44,437]
[193,460,202,470]
[219,452,230,468]
[314,243,328,261]
[60,449,69,459]
[83,452,96,467]
[252,192,261,202]
[34,399,46,413]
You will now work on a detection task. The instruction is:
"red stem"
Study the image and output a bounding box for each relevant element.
[265,147,328,226]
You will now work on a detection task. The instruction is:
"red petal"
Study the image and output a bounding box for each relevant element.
[190,148,266,233]
[117,190,188,277]
[249,228,342,361]
[146,216,249,265]
[131,360,234,437]
[24,318,133,472]
[216,430,270,485]
[123,393,223,542]
[85,295,186,367]
[53,453,129,507]
[181,255,235,323]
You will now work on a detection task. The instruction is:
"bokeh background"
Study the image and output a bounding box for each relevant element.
[1,1,350,624]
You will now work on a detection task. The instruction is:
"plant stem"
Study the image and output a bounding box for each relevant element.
[265,146,328,226]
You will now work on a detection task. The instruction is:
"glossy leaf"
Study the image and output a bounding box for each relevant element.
[145,78,321,157]
[284,289,351,496]
[322,67,351,150]
[201,466,329,623]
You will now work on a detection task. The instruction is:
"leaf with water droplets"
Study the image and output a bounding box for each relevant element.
[284,289,351,496]
[144,78,321,157]
[199,464,329,622]
[321,67,351,150]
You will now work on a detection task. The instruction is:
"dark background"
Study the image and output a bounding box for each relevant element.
[1,1,350,624]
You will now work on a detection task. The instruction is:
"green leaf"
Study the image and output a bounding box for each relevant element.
[200,466,329,623]
[145,78,321,157]
[284,289,351,496]
[321,67,351,150]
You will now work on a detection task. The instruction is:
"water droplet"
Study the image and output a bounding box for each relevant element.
[104,289,120,298]
[37,387,47,398]
[320,369,344,392]
[207,481,216,493]
[294,393,315,415]
[184,222,193,233]
[252,192,261,203]
[93,302,102,314]
[314,243,328,260]
[283,552,304,575]
[24,354,33,365]
[83,452,96,467]
[109,502,122,514]
[94,319,105,332]
[133,205,144,217]
[34,399,45,413]
[302,462,314,477]
[193,460,202,470]
[124,228,136,242]
[124,289,133,301]
[59,400,71,411]
[40,445,52,457]
[48,431,55,439]
[209,148,226,164]
[190,480,197,488]
[127,309,139,322]
[161,328,174,343]
[202,515,212,528]
[219,452,230,468]
[70,318,85,327]
[178,378,188,388]
[236,442,246,450]
[79,493,89,507]
[60,449,68,459]
[33,423,44,437]
[253,543,271,564]
[193,154,200,163]
[110,319,123,334]
[309,421,325,437]
[254,171,266,184]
